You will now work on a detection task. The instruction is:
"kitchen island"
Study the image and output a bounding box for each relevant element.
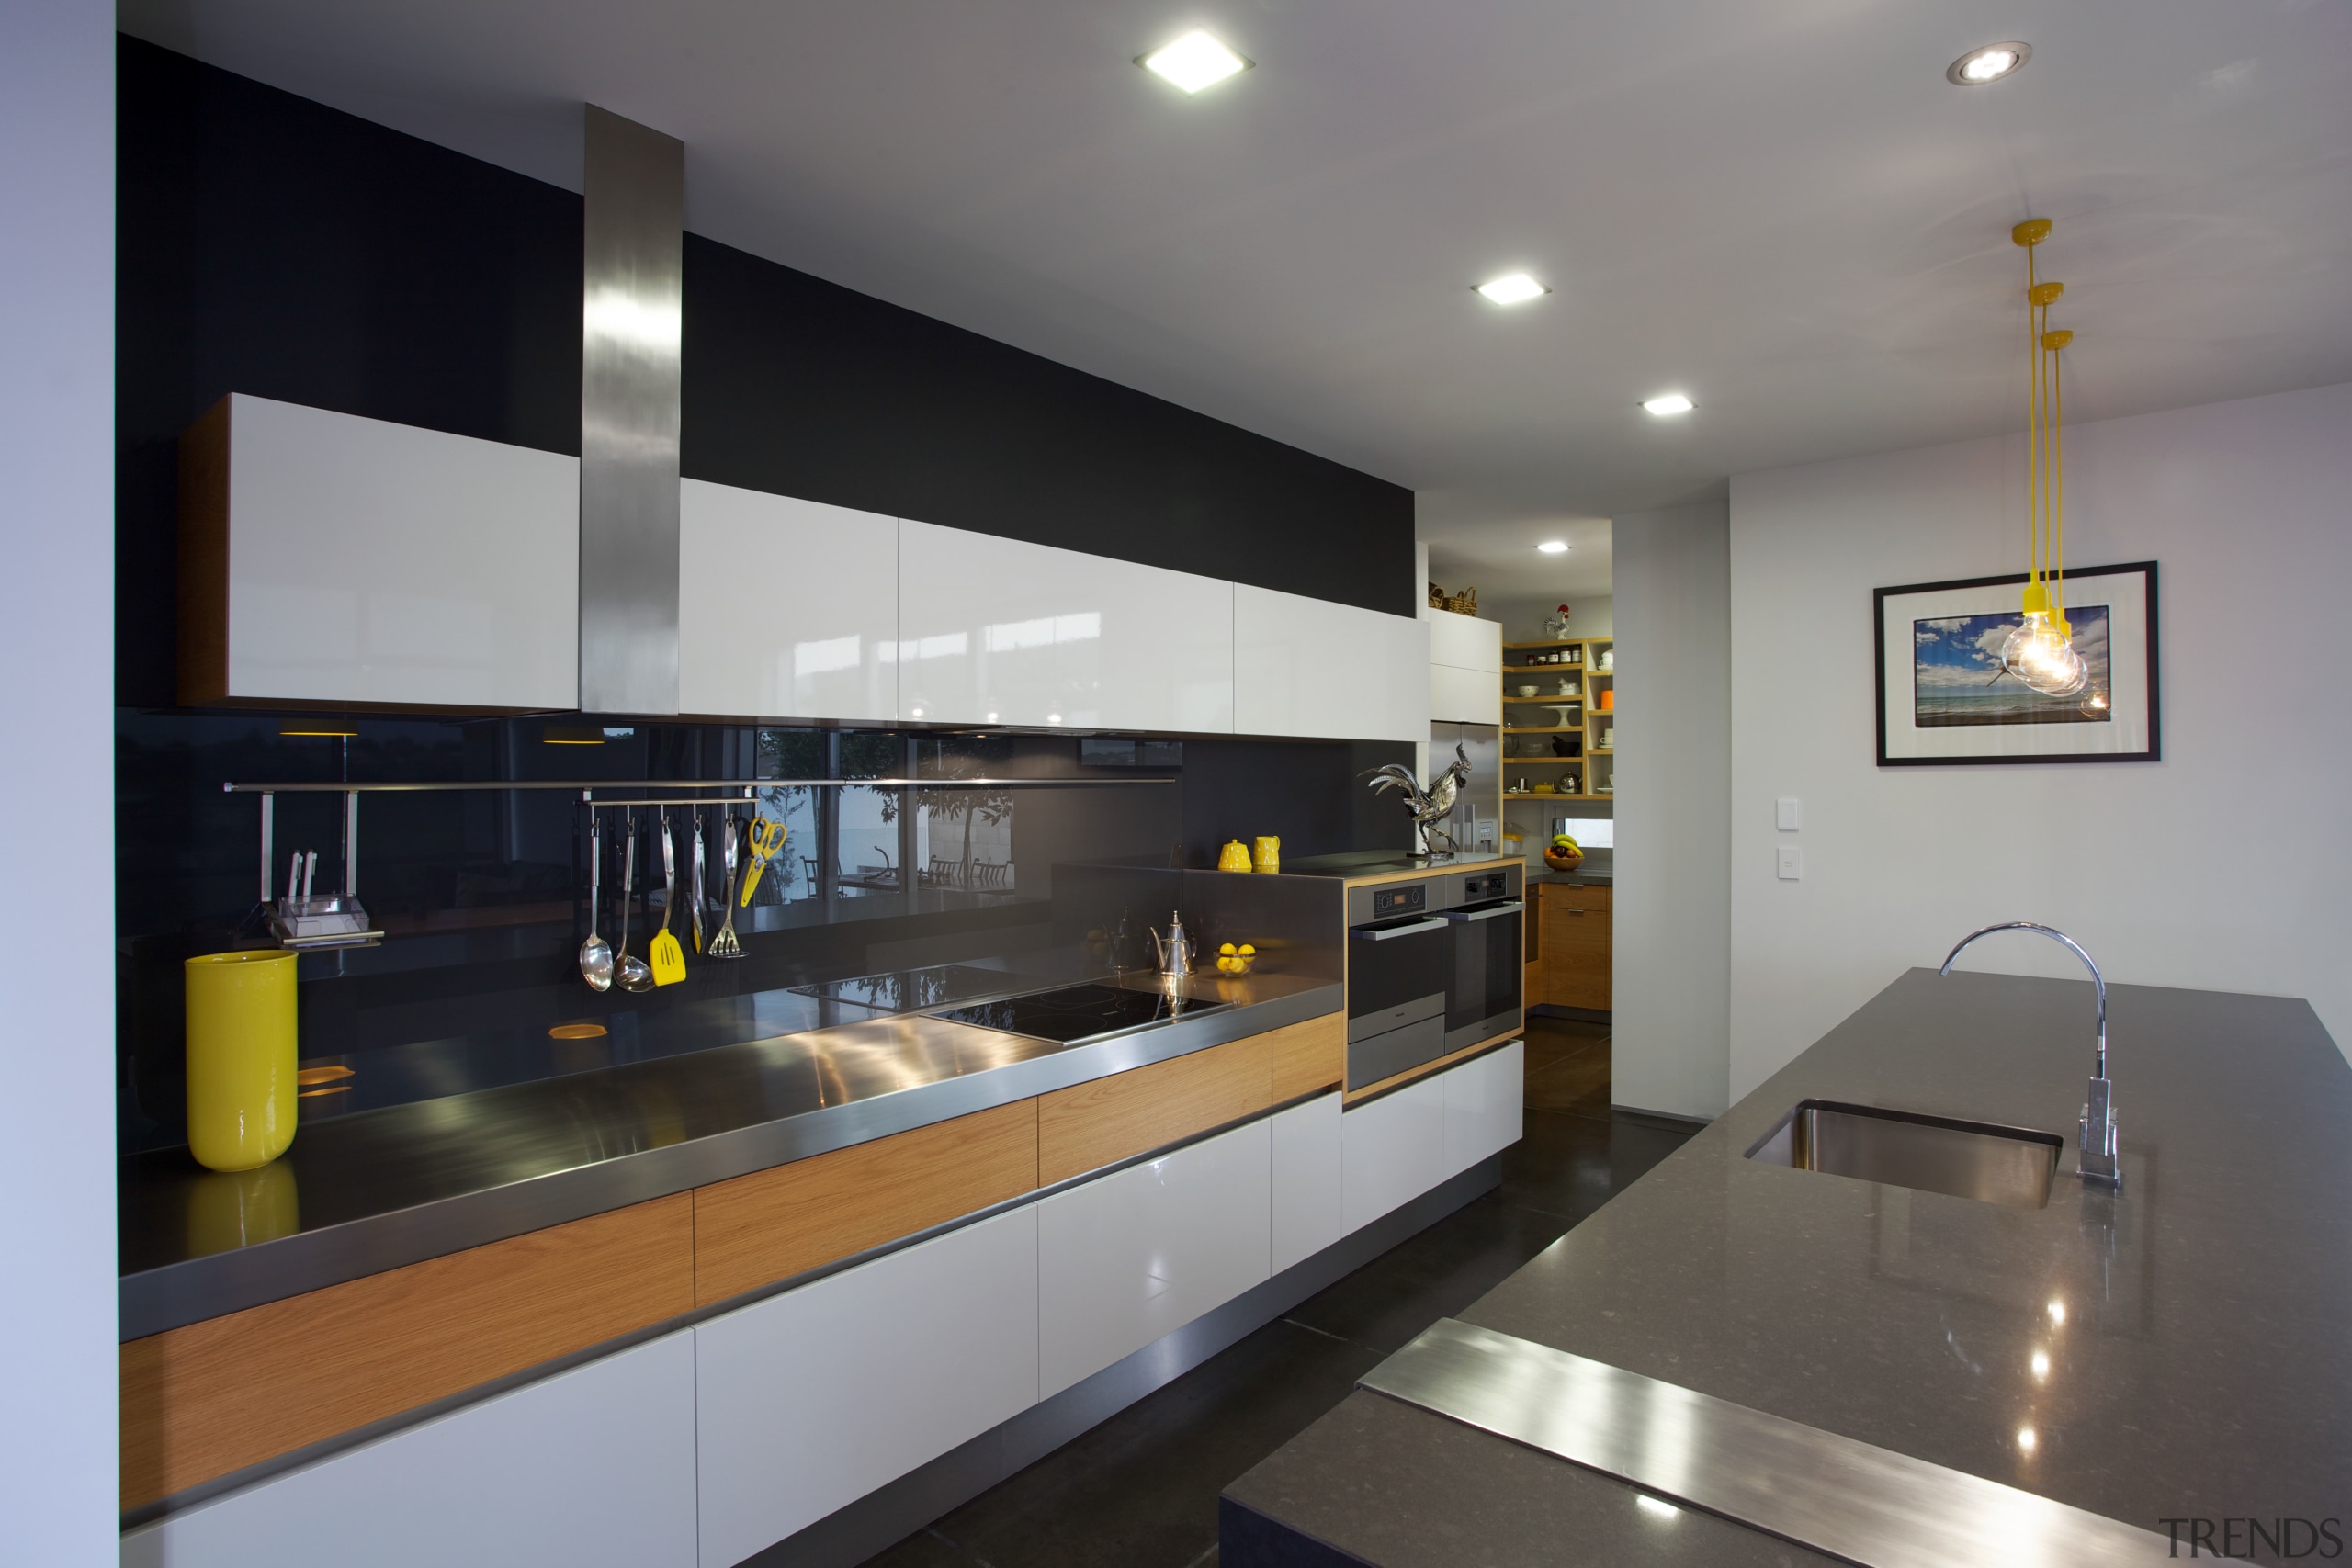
[1224,967,2352,1563]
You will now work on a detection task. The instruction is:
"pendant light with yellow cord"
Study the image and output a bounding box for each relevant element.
[1996,217,2096,704]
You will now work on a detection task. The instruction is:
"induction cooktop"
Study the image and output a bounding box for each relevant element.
[933,982,1226,1045]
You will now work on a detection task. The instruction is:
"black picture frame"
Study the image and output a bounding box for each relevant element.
[1873,560,2160,767]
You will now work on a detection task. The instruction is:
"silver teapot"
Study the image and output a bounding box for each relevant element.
[1148,910,1195,979]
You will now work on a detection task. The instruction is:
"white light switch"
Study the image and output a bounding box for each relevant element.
[1776,796,1803,831]
[1777,845,1804,881]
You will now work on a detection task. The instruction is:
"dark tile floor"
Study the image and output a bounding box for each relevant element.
[859,1017,1696,1568]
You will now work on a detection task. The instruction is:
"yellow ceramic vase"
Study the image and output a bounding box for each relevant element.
[1251,836,1281,874]
[185,951,299,1172]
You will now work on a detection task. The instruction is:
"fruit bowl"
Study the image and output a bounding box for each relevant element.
[1214,944,1258,976]
[1543,847,1584,874]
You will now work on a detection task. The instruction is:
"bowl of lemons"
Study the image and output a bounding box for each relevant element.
[1215,942,1258,976]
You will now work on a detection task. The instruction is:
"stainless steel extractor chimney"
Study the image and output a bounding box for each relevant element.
[579,105,683,715]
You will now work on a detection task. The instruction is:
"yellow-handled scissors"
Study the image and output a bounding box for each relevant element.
[740,816,786,907]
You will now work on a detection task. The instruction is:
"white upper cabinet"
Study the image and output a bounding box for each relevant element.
[180,394,579,710]
[1427,607,1502,725]
[1234,584,1429,742]
[677,480,896,722]
[897,520,1234,731]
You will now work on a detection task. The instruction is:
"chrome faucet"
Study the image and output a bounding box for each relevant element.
[1939,922,2120,1190]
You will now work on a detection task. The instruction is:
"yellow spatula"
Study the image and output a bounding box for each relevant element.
[649,817,686,986]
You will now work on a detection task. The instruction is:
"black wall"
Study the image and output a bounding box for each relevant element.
[116,38,1415,708]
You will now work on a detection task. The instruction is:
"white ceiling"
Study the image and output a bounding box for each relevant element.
[124,0,2352,602]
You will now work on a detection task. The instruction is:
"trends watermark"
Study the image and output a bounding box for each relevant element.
[2157,1517,2344,1560]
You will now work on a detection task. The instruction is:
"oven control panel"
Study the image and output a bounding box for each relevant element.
[1463,871,1510,901]
[1370,884,1428,919]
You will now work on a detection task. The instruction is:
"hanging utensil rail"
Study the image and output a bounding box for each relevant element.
[225,775,1170,903]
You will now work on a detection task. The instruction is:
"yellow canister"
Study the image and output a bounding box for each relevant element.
[184,950,299,1172]
[1217,840,1253,873]
[1251,835,1281,874]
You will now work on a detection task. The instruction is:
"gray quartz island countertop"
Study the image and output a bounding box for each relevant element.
[1225,967,2352,1563]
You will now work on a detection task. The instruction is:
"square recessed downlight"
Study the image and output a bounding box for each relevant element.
[1643,392,1694,416]
[1141,31,1250,94]
[1476,272,1547,305]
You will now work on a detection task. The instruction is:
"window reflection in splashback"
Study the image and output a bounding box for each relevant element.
[117,710,1407,1152]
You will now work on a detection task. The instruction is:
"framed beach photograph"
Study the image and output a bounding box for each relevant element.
[1874,561,2159,766]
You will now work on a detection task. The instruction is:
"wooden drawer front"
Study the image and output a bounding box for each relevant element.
[693,1100,1039,1306]
[1540,882,1610,915]
[1268,1011,1346,1102]
[119,1194,694,1510]
[1038,1034,1273,1185]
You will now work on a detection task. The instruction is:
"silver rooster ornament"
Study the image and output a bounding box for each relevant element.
[1363,744,1473,860]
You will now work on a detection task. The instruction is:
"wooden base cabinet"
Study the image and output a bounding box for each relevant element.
[1537,882,1611,1010]
[694,1207,1040,1568]
[121,1333,698,1568]
[119,1042,1521,1568]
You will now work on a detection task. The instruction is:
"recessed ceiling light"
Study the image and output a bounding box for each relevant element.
[1140,31,1251,94]
[1948,41,2030,85]
[1476,272,1547,305]
[1643,393,1694,416]
[1535,540,1570,554]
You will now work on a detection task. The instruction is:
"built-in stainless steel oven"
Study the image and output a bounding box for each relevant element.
[1344,863,1521,1090]
[1444,868,1523,1052]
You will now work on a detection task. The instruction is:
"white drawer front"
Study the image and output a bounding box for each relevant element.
[1442,1041,1524,1176]
[693,1206,1039,1568]
[1271,1092,1345,1274]
[1341,1073,1449,1232]
[121,1332,698,1568]
[1037,1118,1272,1398]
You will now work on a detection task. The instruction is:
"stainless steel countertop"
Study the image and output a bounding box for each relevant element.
[122,970,1340,1338]
[1281,851,1524,885]
[1226,968,2352,1559]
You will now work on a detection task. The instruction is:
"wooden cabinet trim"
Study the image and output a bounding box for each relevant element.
[119,1193,693,1511]
[120,1020,1327,1509]
[693,1100,1038,1307]
[1038,1033,1274,1185]
[1268,1010,1346,1103]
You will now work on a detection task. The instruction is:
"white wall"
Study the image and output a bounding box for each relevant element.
[0,0,117,1561]
[1729,382,2352,1100]
[1486,594,1612,641]
[1611,502,1731,1119]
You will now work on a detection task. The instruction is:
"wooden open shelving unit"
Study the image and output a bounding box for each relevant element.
[1499,637,1614,802]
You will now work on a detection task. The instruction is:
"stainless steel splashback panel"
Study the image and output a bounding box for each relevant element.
[1363,1318,2172,1567]
[580,105,683,715]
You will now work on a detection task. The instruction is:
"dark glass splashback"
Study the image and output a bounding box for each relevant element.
[119,708,1404,1152]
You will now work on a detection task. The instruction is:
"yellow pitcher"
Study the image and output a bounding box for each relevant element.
[185,951,299,1171]
[1251,836,1281,874]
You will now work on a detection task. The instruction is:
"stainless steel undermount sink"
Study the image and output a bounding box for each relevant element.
[1744,1100,2063,1210]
